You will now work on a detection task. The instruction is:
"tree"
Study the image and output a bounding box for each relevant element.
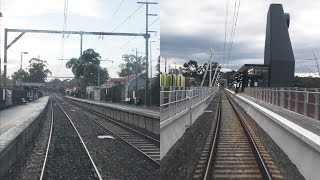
[11,69,30,82]
[66,48,109,88]
[183,60,199,77]
[28,58,52,83]
[118,54,146,77]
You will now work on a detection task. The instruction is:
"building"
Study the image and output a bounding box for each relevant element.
[87,71,147,104]
[231,4,295,88]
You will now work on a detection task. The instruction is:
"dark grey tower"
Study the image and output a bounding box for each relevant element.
[264,4,295,87]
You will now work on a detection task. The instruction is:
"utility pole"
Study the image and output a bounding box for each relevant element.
[137,1,158,107]
[313,50,320,76]
[150,40,155,106]
[165,57,167,73]
[0,12,2,88]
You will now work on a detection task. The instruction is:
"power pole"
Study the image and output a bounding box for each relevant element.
[150,40,155,106]
[135,48,138,93]
[137,1,158,107]
[313,50,320,76]
[165,57,167,73]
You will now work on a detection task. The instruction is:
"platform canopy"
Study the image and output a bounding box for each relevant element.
[230,64,269,81]
[15,82,45,87]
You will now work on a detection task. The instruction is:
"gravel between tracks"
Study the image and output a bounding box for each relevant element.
[232,94,305,180]
[4,99,51,179]
[160,92,220,179]
[57,97,159,180]
[43,101,98,179]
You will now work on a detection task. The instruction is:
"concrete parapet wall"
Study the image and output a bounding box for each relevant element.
[0,97,49,178]
[64,96,160,135]
[226,89,320,180]
[160,90,217,159]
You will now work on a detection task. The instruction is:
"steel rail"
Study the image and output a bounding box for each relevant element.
[203,95,221,180]
[53,96,103,180]
[59,97,160,165]
[39,98,54,180]
[225,91,272,180]
[63,97,159,145]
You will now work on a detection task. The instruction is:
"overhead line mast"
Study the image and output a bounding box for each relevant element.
[137,1,158,107]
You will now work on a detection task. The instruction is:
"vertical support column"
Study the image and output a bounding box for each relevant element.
[304,88,308,116]
[280,89,285,108]
[160,88,163,118]
[288,91,291,110]
[168,87,172,116]
[3,28,8,88]
[295,88,299,113]
[188,90,193,126]
[272,90,275,105]
[144,4,150,107]
[315,89,320,120]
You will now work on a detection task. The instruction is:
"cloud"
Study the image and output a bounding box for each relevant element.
[161,0,320,75]
[3,0,103,18]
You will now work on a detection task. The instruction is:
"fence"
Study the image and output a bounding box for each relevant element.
[160,87,218,121]
[243,87,320,120]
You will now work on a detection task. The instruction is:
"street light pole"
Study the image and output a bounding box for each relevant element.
[20,52,28,100]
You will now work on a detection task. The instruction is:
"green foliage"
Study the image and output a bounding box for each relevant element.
[182,60,218,85]
[118,54,146,77]
[46,78,80,90]
[66,48,109,88]
[294,76,320,88]
[11,58,52,83]
[28,58,52,83]
[11,69,30,82]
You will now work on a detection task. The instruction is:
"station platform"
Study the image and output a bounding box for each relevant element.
[0,96,49,148]
[238,92,320,136]
[0,96,49,177]
[65,96,160,118]
[226,89,320,144]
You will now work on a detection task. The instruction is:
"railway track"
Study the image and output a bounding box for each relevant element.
[194,91,283,180]
[40,96,102,179]
[59,96,160,165]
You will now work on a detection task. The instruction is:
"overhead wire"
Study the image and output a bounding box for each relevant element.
[227,0,240,70]
[56,0,69,78]
[223,0,230,70]
[96,0,150,59]
[107,17,159,59]
[110,0,149,33]
[99,0,126,39]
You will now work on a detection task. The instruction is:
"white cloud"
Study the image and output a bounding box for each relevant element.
[3,0,103,17]
[161,0,320,73]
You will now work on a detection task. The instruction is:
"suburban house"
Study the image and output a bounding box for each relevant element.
[86,71,147,104]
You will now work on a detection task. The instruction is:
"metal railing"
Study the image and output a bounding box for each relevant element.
[160,87,218,121]
[243,87,320,120]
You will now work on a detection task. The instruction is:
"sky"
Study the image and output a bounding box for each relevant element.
[0,0,160,81]
[160,0,320,77]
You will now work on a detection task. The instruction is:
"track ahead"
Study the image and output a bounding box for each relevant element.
[63,97,160,165]
[194,91,283,180]
[40,96,102,179]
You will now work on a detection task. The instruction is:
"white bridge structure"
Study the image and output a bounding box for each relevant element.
[160,87,219,159]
